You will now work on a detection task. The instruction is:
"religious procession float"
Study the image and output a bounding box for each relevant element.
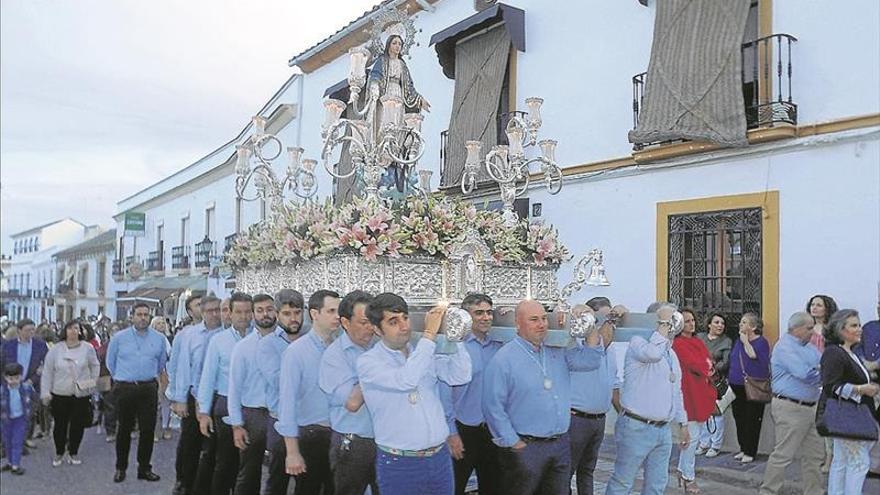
[222,8,654,349]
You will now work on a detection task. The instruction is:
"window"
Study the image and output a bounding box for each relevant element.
[657,192,780,342]
[205,207,215,240]
[430,4,525,189]
[181,217,190,247]
[97,261,106,293]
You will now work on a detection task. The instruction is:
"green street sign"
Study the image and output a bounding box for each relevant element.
[124,212,146,237]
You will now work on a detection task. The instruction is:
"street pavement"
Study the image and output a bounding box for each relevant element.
[4,425,879,494]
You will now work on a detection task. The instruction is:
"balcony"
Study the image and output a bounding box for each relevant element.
[631,33,797,150]
[146,250,164,272]
[112,259,123,277]
[171,245,191,270]
[194,237,216,269]
[224,233,239,253]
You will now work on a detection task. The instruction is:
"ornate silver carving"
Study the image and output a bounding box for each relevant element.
[442,307,472,342]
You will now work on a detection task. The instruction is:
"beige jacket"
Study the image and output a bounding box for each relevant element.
[40,342,100,399]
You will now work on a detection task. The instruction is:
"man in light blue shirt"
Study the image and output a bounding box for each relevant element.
[196,292,252,495]
[319,290,377,495]
[441,293,503,495]
[606,304,689,495]
[760,311,824,495]
[357,293,472,495]
[569,299,623,495]
[227,293,276,495]
[483,299,603,495]
[106,302,168,483]
[277,289,339,494]
[170,295,222,495]
[258,289,304,495]
[166,294,202,405]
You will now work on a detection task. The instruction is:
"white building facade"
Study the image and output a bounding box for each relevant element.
[5,218,92,323]
[52,229,117,322]
[113,0,879,342]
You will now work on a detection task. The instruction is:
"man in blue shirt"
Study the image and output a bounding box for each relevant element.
[319,290,377,495]
[759,311,824,495]
[227,293,276,495]
[170,295,223,495]
[277,289,340,494]
[606,303,689,495]
[358,293,472,495]
[259,289,304,495]
[167,294,203,403]
[196,292,252,495]
[483,299,603,495]
[441,293,503,495]
[569,300,622,495]
[106,302,168,483]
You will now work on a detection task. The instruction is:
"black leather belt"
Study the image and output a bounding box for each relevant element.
[519,434,562,442]
[571,409,606,420]
[774,394,816,407]
[622,410,668,427]
[116,379,157,386]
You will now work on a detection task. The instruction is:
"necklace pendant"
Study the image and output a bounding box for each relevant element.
[408,390,419,404]
[543,377,553,390]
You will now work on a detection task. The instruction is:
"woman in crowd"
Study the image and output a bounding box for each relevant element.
[727,312,770,464]
[151,316,174,441]
[806,294,839,471]
[820,309,878,494]
[40,320,100,466]
[807,294,838,353]
[697,312,732,457]
[673,308,717,493]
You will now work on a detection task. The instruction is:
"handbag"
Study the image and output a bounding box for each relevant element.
[715,385,736,415]
[815,394,879,441]
[96,375,112,393]
[739,350,772,403]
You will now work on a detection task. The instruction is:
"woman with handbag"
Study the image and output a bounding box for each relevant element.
[697,313,732,457]
[672,309,717,493]
[39,320,100,467]
[727,312,771,464]
[819,309,879,494]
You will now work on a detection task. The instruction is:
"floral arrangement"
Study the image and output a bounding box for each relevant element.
[225,196,571,268]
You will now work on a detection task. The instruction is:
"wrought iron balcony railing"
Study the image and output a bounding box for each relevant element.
[146,250,164,272]
[631,33,797,150]
[112,259,123,276]
[171,245,190,270]
[224,233,238,253]
[194,238,216,268]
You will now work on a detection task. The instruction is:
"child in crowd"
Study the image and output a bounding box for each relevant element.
[1,362,34,474]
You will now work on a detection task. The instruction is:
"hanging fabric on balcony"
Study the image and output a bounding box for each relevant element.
[629,0,751,147]
[442,26,511,188]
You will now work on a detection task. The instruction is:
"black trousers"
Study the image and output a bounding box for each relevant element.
[50,394,91,456]
[174,393,203,494]
[497,434,571,495]
[114,380,158,472]
[205,394,238,495]
[329,430,377,495]
[234,406,268,495]
[568,413,606,495]
[294,424,334,495]
[730,384,766,457]
[265,417,290,495]
[453,421,501,495]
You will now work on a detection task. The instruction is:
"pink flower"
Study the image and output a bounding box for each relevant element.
[360,239,379,261]
[366,215,388,233]
[537,239,556,255]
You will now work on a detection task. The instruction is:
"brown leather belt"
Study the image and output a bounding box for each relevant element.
[571,409,606,420]
[622,410,668,427]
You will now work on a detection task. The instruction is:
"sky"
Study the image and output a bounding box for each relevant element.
[0,0,378,254]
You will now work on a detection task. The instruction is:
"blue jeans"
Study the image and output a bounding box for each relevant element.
[497,434,571,495]
[676,421,701,481]
[2,416,27,467]
[376,444,453,495]
[605,415,672,495]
